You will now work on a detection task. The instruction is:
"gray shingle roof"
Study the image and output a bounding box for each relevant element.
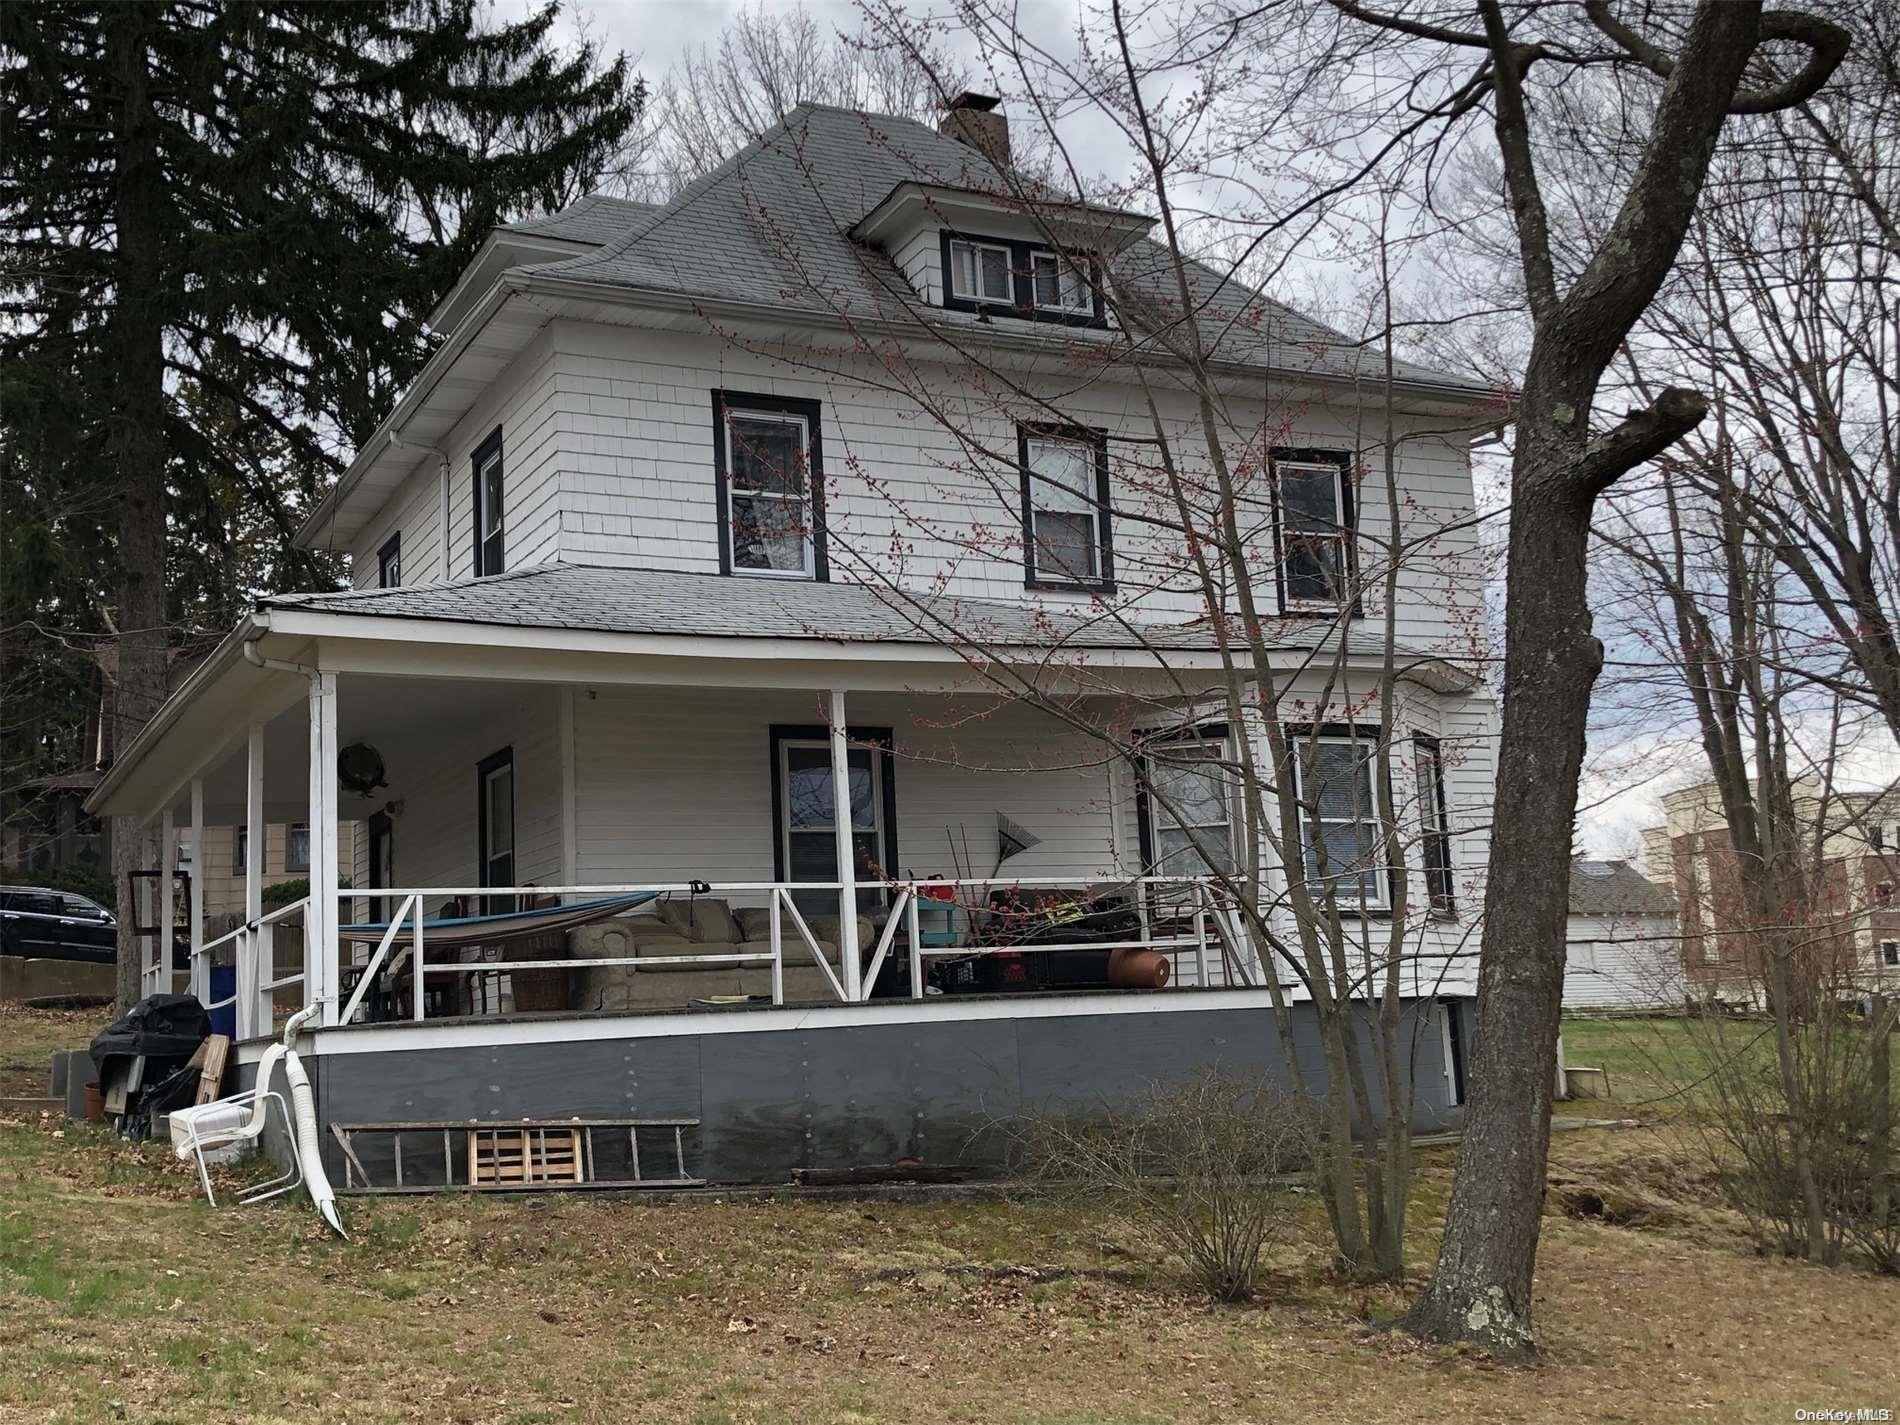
[500,193,664,246]
[521,105,1487,394]
[1569,859,1673,917]
[265,563,1460,670]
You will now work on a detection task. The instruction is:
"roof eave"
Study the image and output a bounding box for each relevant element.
[85,612,266,818]
[294,276,523,552]
[516,270,1497,407]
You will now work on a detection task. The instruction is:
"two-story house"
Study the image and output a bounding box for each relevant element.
[86,96,1499,1187]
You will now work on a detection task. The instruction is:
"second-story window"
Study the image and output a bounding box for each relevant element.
[472,428,505,577]
[1020,425,1112,590]
[1273,449,1355,612]
[947,237,1014,304]
[714,391,827,581]
[377,532,402,589]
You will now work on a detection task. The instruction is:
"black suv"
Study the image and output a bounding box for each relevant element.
[0,885,118,963]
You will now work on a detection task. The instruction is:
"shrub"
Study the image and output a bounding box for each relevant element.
[1011,1069,1318,1302]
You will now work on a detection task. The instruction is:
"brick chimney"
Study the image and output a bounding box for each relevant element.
[938,91,1009,167]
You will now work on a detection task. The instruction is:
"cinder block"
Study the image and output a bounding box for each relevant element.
[63,1052,95,1120]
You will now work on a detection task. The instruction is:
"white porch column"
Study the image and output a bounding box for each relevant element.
[158,808,175,994]
[307,671,339,1025]
[239,722,265,1039]
[828,689,862,1001]
[188,778,206,1002]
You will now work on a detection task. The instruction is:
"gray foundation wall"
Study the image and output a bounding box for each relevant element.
[302,997,1465,1187]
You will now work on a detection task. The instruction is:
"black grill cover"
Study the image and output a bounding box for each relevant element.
[88,992,211,1069]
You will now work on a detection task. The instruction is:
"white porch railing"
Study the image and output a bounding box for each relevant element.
[189,896,309,1040]
[217,878,1263,1033]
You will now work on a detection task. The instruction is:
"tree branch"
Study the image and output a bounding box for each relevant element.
[1572,387,1709,493]
[1585,2,1849,115]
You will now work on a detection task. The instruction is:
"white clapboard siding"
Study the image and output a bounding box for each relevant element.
[348,321,1487,653]
[1563,914,1684,1011]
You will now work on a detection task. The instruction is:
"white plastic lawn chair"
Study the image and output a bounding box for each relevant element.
[167,1042,300,1208]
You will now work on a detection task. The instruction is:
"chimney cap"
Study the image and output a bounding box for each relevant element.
[947,91,1001,113]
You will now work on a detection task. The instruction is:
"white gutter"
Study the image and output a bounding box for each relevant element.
[293,277,520,552]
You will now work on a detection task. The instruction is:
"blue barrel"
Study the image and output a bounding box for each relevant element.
[207,967,237,1041]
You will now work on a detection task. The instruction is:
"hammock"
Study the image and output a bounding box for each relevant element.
[335,892,660,950]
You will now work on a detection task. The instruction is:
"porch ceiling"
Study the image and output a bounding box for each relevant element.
[173,675,540,824]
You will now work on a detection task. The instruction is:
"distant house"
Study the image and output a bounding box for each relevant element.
[1563,858,1680,1012]
[1643,779,1900,1006]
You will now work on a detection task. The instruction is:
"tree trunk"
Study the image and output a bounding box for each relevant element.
[106,7,169,1011]
[1400,473,1600,1356]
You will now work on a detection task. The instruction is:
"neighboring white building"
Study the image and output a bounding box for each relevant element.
[1563,858,1681,1012]
[85,96,1503,1184]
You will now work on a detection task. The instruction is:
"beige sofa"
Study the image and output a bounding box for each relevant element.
[566,897,872,1012]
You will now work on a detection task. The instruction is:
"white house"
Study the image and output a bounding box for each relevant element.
[87,96,1501,1187]
[1562,858,1681,1012]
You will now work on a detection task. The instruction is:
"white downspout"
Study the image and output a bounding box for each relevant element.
[389,430,453,584]
[270,1002,347,1238]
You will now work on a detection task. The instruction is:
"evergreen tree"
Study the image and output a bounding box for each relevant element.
[0,2,644,1004]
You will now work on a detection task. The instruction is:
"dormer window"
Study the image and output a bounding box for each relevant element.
[948,238,1013,304]
[939,231,1106,327]
[1031,251,1093,314]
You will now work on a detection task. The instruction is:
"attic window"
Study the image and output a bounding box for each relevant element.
[1031,252,1092,314]
[948,239,1012,304]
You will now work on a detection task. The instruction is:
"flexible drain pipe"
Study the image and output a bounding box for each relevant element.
[257,1003,348,1239]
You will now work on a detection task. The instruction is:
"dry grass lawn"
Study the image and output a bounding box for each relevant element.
[1,1005,1895,1424]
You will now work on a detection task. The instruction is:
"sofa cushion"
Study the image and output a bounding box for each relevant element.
[734,906,771,942]
[809,914,876,954]
[657,897,741,945]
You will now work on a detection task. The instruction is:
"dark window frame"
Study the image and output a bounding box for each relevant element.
[475,745,516,914]
[938,229,1107,328]
[711,391,829,582]
[377,532,402,589]
[1017,423,1115,592]
[470,426,505,577]
[1133,723,1235,877]
[1413,734,1456,916]
[1286,721,1395,917]
[1268,447,1360,617]
[768,724,899,909]
[366,810,394,925]
[285,821,311,874]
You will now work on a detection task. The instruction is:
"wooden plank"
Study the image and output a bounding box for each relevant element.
[332,1118,697,1132]
[194,1034,231,1105]
[339,1177,705,1196]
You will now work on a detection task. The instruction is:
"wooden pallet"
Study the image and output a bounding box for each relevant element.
[330,1118,704,1194]
[468,1126,584,1186]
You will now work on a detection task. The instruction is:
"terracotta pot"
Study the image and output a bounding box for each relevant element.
[1106,947,1170,990]
[83,1081,104,1122]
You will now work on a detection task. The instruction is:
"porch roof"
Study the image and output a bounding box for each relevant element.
[263,562,1468,672]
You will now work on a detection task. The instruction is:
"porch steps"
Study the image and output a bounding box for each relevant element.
[330,1117,704,1195]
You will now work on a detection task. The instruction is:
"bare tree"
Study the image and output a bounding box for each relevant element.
[644,2,971,195]
[1307,1,1849,1354]
[691,1,1502,1282]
